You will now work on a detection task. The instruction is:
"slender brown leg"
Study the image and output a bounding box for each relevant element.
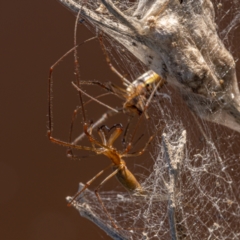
[68,164,113,206]
[72,82,119,113]
[80,80,126,98]
[94,166,145,230]
[121,117,133,148]
[122,122,165,158]
[94,168,121,228]
[98,33,131,86]
[123,81,163,154]
[48,46,78,138]
[73,110,120,145]
[49,135,96,152]
[47,38,96,140]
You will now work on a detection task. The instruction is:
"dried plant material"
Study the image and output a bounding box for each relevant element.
[58,0,240,132]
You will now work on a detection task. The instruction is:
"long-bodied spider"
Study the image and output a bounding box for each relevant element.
[47,9,164,228]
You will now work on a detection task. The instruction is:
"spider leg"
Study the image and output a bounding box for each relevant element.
[73,110,121,145]
[71,11,120,157]
[122,124,164,158]
[94,167,122,229]
[121,117,133,148]
[68,93,112,144]
[72,82,119,113]
[98,33,131,87]
[123,80,163,154]
[67,108,120,159]
[49,59,109,152]
[47,36,96,143]
[48,45,77,136]
[68,163,113,206]
[49,135,96,152]
[79,80,128,100]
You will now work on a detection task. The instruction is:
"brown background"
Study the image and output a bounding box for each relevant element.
[1,1,240,240]
[1,0,117,239]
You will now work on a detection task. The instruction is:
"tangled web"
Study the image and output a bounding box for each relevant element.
[59,0,240,239]
[68,98,240,240]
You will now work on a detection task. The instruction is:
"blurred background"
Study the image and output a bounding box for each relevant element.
[1,1,240,240]
[1,0,119,239]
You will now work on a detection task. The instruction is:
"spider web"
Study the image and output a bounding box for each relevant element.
[59,0,240,239]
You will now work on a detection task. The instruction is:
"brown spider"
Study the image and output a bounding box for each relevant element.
[47,9,164,228]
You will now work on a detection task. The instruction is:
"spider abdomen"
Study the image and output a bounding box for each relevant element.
[114,165,142,193]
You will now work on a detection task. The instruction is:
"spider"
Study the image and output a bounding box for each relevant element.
[77,33,166,119]
[47,9,164,228]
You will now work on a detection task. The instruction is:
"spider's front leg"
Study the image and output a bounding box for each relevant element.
[68,163,113,206]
